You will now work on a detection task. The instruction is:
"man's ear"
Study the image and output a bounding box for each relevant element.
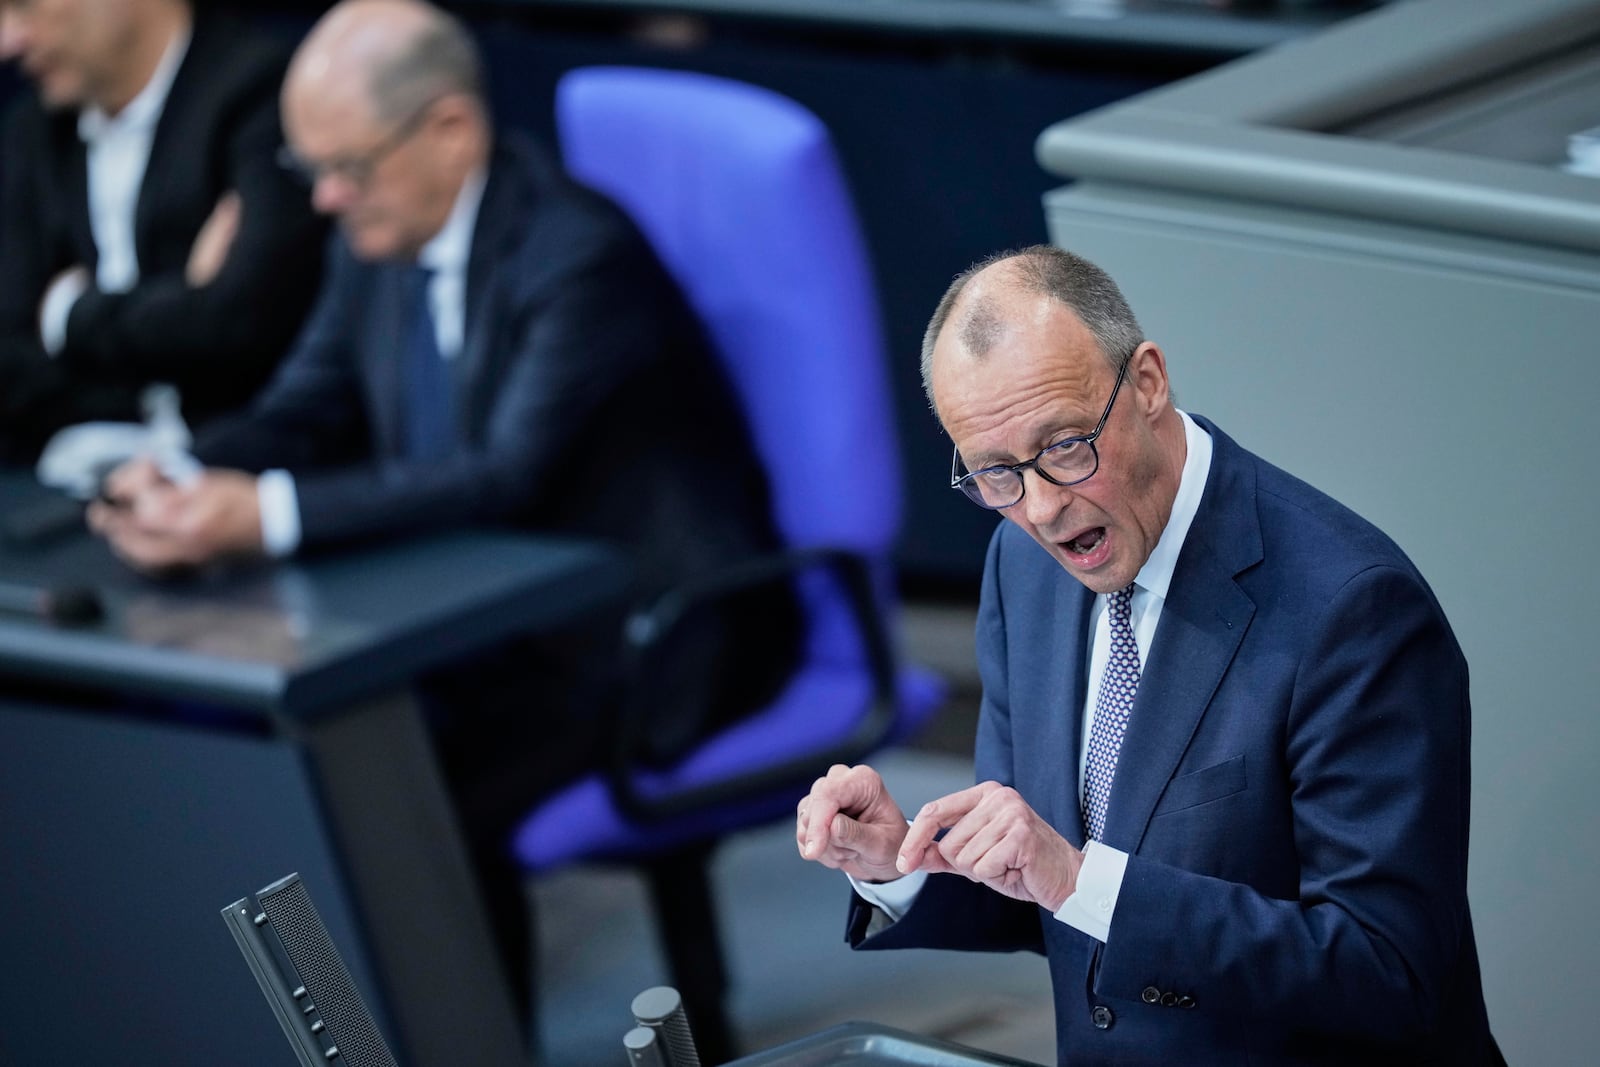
[1129,342,1172,418]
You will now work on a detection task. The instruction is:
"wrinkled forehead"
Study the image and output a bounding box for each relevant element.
[283,69,382,153]
[936,288,1099,386]
[932,297,1108,445]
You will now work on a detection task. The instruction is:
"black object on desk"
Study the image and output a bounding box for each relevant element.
[0,471,628,1067]
[0,577,103,624]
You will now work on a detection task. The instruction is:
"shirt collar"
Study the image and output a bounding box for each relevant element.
[77,24,191,143]
[1132,410,1213,601]
[417,165,487,277]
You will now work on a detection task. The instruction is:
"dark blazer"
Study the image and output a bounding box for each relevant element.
[197,133,797,755]
[0,12,325,463]
[850,417,1498,1066]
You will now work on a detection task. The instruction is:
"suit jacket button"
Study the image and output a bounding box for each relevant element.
[1160,992,1179,1007]
[1091,1005,1114,1030]
[1141,986,1161,1004]
[1178,995,1196,1009]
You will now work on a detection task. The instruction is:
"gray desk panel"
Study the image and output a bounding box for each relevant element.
[1037,0,1600,252]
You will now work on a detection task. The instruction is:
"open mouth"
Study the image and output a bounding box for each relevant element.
[1065,527,1106,556]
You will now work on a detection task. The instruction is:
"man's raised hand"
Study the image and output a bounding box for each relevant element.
[897,781,1084,911]
[796,763,909,884]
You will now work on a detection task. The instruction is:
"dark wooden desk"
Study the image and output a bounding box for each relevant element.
[0,473,628,1066]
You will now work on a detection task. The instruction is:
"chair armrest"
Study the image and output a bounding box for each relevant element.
[605,545,897,822]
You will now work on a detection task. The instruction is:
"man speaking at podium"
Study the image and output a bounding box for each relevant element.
[797,246,1502,1065]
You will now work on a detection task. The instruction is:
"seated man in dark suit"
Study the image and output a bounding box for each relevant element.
[797,246,1501,1064]
[89,0,799,1023]
[0,0,326,464]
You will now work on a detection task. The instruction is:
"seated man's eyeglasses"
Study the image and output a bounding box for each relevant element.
[277,97,440,189]
[950,353,1131,510]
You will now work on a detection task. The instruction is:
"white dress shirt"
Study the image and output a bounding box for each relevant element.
[39,27,191,355]
[853,411,1214,944]
[258,168,488,557]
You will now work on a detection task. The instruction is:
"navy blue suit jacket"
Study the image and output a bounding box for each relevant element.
[850,417,1497,1065]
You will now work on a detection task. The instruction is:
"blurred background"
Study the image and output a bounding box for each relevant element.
[6,1,1599,1064]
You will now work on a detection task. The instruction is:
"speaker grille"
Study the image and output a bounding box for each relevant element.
[259,878,398,1067]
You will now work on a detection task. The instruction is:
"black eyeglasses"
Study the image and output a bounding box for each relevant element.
[950,354,1131,510]
[277,98,439,189]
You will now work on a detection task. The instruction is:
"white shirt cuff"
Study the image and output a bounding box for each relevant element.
[39,270,90,356]
[847,868,927,924]
[1053,840,1128,943]
[257,469,302,558]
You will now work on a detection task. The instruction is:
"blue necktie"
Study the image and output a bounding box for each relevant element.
[404,266,455,462]
[1083,586,1140,842]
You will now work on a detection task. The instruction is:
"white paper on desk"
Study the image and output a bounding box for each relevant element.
[35,383,193,498]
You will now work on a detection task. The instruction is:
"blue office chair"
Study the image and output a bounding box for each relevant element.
[511,67,947,1062]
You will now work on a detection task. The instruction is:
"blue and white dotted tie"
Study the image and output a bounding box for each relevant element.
[1083,585,1140,842]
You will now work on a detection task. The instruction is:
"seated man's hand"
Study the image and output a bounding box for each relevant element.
[88,462,263,571]
[92,456,166,508]
[796,763,909,884]
[186,191,241,287]
[898,781,1084,912]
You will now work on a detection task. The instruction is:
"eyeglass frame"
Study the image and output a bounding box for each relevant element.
[948,351,1133,511]
[277,96,442,190]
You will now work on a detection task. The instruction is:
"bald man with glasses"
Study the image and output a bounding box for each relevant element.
[797,245,1503,1065]
[91,0,800,1025]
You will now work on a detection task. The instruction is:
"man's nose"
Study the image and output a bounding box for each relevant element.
[310,173,356,216]
[1017,469,1073,529]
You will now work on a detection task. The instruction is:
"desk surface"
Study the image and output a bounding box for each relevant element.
[508,0,1370,59]
[0,473,629,719]
[725,1022,1043,1066]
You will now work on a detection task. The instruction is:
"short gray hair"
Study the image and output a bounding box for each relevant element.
[919,244,1145,408]
[366,10,484,123]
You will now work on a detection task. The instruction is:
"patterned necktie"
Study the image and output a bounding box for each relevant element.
[1082,585,1140,842]
[404,266,455,462]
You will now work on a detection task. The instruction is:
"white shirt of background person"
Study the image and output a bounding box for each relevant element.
[37,27,191,355]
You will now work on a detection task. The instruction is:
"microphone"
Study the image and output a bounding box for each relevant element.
[0,581,104,626]
[622,1026,670,1067]
[630,987,701,1067]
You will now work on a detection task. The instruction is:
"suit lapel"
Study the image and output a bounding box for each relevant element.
[62,135,96,266]
[456,149,522,440]
[134,19,208,267]
[1102,420,1262,852]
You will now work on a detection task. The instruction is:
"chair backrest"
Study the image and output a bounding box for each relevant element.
[555,67,903,558]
